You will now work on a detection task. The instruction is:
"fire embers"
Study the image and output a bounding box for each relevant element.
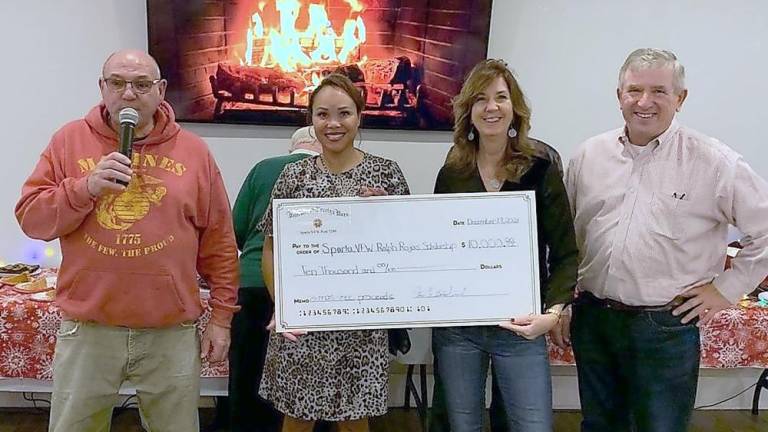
[212,56,416,108]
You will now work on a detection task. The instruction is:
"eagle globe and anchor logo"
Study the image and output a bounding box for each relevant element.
[96,172,167,230]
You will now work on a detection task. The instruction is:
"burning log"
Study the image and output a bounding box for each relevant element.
[390,56,413,85]
[209,56,419,119]
[360,57,411,85]
[333,64,365,83]
[214,62,305,96]
[328,57,413,86]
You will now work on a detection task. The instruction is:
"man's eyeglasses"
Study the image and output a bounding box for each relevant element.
[102,77,162,94]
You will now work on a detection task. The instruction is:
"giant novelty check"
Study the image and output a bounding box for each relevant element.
[272,192,540,332]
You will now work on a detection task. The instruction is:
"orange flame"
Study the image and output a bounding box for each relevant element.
[239,0,367,75]
[310,72,322,87]
[343,0,364,13]
[242,12,265,65]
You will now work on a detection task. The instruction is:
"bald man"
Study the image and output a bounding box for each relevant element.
[16,49,239,431]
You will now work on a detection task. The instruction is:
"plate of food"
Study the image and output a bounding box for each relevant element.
[0,272,32,286]
[13,276,55,294]
[0,263,40,276]
[29,289,56,302]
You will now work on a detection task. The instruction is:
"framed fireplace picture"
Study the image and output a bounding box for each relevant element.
[147,0,493,130]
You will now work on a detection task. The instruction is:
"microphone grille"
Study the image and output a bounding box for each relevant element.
[118,107,139,126]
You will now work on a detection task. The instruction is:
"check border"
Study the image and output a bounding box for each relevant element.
[273,192,540,332]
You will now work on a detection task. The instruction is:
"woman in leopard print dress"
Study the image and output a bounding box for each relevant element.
[258,74,410,432]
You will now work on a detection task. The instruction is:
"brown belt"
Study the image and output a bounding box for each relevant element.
[579,291,686,312]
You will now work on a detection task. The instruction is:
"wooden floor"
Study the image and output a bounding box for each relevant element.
[0,408,765,431]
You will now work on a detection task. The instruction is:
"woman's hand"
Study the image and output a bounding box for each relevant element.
[549,305,572,348]
[359,186,388,197]
[266,313,307,342]
[499,306,562,340]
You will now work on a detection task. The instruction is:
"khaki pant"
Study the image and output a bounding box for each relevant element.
[49,320,201,432]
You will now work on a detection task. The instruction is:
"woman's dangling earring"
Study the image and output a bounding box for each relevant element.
[467,126,475,141]
[508,126,517,138]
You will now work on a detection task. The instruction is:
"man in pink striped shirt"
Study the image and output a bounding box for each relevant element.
[554,48,768,431]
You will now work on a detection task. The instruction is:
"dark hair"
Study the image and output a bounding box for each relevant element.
[306,73,365,124]
[447,59,535,182]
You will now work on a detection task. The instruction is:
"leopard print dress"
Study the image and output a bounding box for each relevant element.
[258,151,410,421]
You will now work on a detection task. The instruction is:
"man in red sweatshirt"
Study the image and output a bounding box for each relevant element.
[15,49,239,431]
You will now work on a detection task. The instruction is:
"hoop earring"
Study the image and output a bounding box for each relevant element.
[468,126,476,141]
[508,126,517,138]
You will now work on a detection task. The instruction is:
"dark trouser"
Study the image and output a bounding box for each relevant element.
[571,295,700,432]
[430,357,510,432]
[228,287,331,432]
[229,287,281,432]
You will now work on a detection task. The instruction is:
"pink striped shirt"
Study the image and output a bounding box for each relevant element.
[566,121,768,305]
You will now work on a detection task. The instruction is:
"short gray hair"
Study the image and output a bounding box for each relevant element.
[618,48,686,93]
[289,126,320,153]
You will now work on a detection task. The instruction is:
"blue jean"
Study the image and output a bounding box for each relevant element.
[432,326,553,432]
[571,297,700,432]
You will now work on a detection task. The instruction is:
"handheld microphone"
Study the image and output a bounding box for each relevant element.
[117,108,139,186]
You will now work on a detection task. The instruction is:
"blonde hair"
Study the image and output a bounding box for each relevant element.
[446,59,535,182]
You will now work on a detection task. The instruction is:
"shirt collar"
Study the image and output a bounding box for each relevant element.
[619,120,680,151]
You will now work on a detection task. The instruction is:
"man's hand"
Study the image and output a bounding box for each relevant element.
[549,305,572,348]
[201,322,230,363]
[672,282,732,326]
[500,313,560,340]
[266,313,307,342]
[87,152,133,197]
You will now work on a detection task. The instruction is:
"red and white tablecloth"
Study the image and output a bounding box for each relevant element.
[0,284,228,380]
[2,281,768,380]
[548,302,768,368]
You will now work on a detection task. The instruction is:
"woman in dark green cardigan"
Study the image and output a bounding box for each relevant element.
[430,59,578,432]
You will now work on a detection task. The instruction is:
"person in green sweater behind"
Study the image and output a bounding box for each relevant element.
[229,127,322,432]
